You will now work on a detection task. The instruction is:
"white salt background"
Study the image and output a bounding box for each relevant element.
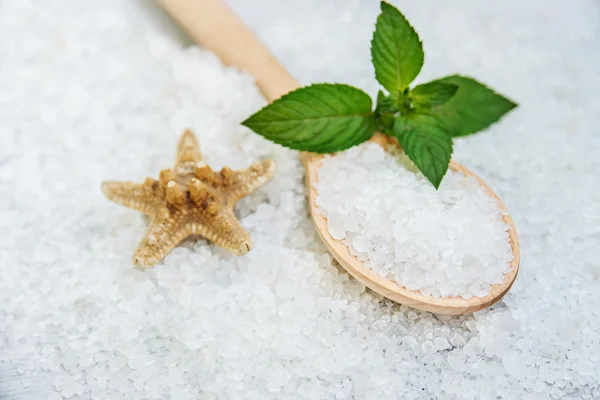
[0,0,599,399]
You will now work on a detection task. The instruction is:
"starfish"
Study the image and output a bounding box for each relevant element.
[102,129,275,268]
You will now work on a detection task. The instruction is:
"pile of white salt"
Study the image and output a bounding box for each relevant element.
[316,143,513,299]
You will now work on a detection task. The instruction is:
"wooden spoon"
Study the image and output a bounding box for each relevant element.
[159,0,520,315]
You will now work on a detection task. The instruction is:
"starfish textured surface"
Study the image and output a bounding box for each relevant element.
[102,130,275,267]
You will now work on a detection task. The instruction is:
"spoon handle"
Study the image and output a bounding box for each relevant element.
[159,0,300,102]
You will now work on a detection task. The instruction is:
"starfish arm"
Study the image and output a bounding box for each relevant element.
[224,159,275,204]
[133,216,190,268]
[102,179,163,215]
[189,210,252,256]
[176,129,203,167]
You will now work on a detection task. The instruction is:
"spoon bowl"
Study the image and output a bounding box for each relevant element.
[303,134,520,315]
[160,0,520,315]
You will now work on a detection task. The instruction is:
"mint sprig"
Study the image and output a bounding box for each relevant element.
[242,1,517,188]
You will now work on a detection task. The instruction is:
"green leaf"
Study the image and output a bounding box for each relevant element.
[427,75,517,137]
[374,91,400,135]
[376,113,395,136]
[375,90,400,114]
[377,90,386,105]
[393,113,453,189]
[242,84,376,153]
[371,2,424,92]
[410,81,458,108]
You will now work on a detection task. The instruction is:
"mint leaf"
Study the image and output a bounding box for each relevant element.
[375,90,399,114]
[371,2,424,92]
[377,90,386,105]
[242,84,375,153]
[427,75,517,137]
[375,91,400,135]
[393,113,453,189]
[410,81,458,108]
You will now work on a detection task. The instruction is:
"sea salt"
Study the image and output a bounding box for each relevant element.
[316,143,513,299]
[0,0,599,399]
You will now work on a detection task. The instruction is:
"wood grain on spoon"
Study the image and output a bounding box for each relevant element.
[159,0,521,315]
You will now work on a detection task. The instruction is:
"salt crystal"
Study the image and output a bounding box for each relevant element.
[361,144,385,164]
[345,279,366,296]
[447,354,466,372]
[62,351,79,371]
[434,338,451,351]
[171,386,191,400]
